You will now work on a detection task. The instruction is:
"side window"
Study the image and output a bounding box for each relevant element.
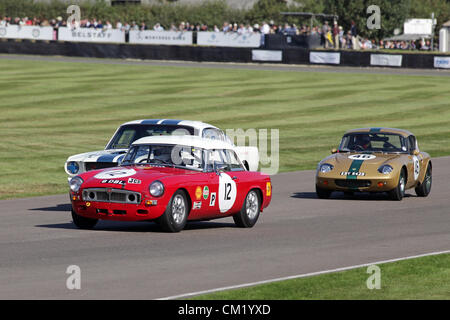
[205,149,228,171]
[204,149,244,172]
[408,136,417,154]
[224,150,244,171]
[202,128,225,141]
[116,129,136,148]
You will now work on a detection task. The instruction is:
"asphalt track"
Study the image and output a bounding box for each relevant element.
[0,157,449,299]
[1,53,450,77]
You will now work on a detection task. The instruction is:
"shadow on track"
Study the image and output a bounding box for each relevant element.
[29,203,72,212]
[291,192,416,201]
[35,220,236,233]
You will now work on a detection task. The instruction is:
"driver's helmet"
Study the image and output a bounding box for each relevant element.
[354,134,371,149]
[153,147,172,162]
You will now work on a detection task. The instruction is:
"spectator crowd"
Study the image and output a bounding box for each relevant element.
[0,15,433,51]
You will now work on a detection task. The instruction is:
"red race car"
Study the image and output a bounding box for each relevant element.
[69,136,272,232]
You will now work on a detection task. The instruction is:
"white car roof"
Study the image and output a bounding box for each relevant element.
[132,135,234,150]
[121,119,219,131]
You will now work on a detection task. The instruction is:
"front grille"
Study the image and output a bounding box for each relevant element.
[85,162,118,171]
[82,188,141,204]
[335,179,371,188]
[110,192,126,202]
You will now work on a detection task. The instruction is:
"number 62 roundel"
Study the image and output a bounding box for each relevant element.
[218,173,237,213]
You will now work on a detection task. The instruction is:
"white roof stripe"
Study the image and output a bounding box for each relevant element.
[132,135,234,150]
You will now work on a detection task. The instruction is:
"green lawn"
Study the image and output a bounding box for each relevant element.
[191,253,450,300]
[0,57,449,199]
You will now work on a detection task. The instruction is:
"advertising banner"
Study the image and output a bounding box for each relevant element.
[197,32,261,48]
[370,54,403,67]
[58,27,125,43]
[129,30,193,45]
[434,56,450,69]
[309,51,341,64]
[0,25,53,40]
[252,50,282,62]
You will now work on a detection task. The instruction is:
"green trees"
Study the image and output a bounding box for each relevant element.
[321,0,412,39]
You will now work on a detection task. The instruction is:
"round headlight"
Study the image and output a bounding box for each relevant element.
[149,181,164,197]
[66,161,80,175]
[378,165,393,174]
[69,176,84,193]
[319,163,334,173]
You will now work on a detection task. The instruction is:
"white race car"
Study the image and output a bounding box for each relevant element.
[65,119,259,179]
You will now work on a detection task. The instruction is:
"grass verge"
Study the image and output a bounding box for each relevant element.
[191,253,450,299]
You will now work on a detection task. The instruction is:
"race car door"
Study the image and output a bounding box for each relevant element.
[406,135,421,188]
[204,148,246,217]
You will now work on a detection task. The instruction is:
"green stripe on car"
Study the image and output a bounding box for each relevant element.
[347,160,364,180]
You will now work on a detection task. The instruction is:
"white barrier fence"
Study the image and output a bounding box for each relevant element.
[1,27,448,70]
[58,27,125,43]
[129,30,193,45]
[197,32,261,48]
[0,25,53,40]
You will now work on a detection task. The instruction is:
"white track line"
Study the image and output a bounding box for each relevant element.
[158,250,450,300]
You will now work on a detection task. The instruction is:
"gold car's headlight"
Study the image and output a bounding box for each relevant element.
[319,163,334,173]
[378,165,393,174]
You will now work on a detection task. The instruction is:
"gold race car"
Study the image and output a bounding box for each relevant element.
[316,128,432,201]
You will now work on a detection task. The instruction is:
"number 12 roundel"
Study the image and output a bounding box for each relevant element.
[218,173,237,213]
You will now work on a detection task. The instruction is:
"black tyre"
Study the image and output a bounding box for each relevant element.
[343,191,354,198]
[415,164,432,197]
[157,190,188,232]
[71,209,98,230]
[389,169,406,201]
[233,190,261,228]
[316,185,332,199]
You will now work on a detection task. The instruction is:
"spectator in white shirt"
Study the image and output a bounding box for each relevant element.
[261,21,270,34]
[153,23,164,31]
[104,21,112,30]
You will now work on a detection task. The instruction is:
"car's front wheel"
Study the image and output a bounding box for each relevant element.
[415,164,432,197]
[71,209,98,229]
[316,185,332,199]
[233,189,261,228]
[389,169,406,201]
[157,190,188,232]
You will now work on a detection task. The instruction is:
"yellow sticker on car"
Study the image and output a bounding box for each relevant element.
[195,186,202,200]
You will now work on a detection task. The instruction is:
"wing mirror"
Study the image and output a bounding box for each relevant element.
[214,163,228,175]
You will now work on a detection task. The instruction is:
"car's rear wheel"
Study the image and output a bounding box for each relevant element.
[316,185,332,199]
[233,189,261,228]
[71,209,98,229]
[415,164,432,197]
[157,190,188,232]
[389,169,406,201]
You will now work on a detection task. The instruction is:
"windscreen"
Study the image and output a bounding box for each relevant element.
[339,133,407,153]
[121,144,204,171]
[107,124,194,149]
